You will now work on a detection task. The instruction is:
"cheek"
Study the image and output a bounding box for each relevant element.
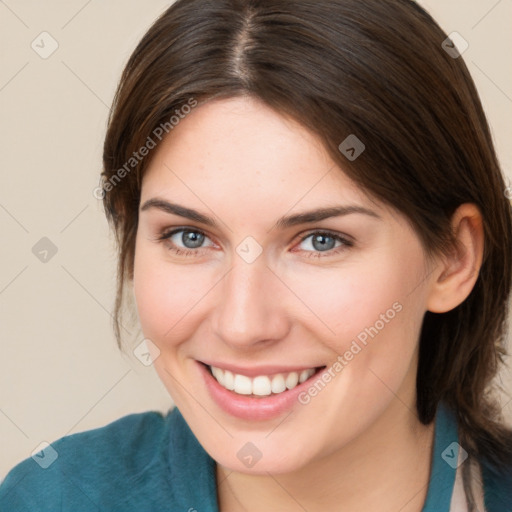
[289,246,428,382]
[288,258,411,346]
[132,242,212,344]
[133,228,428,364]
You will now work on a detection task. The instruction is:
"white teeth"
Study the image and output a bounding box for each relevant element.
[233,374,253,395]
[285,371,299,389]
[209,366,317,396]
[271,374,286,394]
[253,376,272,396]
[299,369,312,384]
[211,366,223,384]
[223,370,235,390]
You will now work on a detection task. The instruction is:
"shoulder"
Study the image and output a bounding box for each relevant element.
[0,409,175,511]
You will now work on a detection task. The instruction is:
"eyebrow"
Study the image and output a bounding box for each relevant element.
[140,198,381,229]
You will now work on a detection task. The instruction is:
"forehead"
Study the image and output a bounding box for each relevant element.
[141,96,372,209]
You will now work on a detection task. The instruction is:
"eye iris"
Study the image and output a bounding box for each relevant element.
[312,234,335,251]
[182,230,204,248]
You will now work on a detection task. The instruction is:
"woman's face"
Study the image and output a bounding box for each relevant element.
[134,96,436,474]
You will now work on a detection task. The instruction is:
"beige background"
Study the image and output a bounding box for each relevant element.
[1,0,511,478]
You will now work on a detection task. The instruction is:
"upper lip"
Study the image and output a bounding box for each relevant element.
[199,360,325,378]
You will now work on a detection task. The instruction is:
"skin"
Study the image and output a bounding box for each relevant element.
[133,96,484,511]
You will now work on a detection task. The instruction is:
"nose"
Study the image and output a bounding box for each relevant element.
[211,252,291,350]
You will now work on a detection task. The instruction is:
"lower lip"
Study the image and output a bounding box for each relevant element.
[198,361,324,421]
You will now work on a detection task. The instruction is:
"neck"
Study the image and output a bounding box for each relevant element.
[216,399,436,512]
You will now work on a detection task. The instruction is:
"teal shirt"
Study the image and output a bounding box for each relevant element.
[0,402,510,511]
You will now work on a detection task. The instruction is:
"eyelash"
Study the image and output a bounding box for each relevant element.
[155,227,353,259]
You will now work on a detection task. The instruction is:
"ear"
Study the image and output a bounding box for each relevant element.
[426,203,484,313]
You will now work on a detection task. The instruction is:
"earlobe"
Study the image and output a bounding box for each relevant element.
[426,203,484,313]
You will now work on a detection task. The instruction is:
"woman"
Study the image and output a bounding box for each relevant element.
[1,0,511,510]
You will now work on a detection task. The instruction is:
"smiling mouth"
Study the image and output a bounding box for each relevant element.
[204,363,326,397]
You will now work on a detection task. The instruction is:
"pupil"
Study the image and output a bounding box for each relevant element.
[183,231,204,248]
[312,234,334,251]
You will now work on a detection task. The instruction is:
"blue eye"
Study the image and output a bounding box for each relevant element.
[157,228,353,259]
[297,231,353,258]
[158,228,214,256]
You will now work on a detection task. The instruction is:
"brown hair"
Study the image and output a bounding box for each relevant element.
[101,0,512,506]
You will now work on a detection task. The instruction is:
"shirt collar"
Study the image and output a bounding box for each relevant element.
[421,401,460,512]
[168,401,459,511]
